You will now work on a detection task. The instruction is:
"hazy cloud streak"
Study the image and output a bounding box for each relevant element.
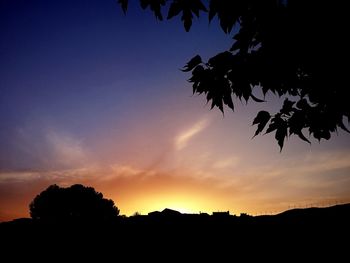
[175,118,210,150]
[45,130,88,167]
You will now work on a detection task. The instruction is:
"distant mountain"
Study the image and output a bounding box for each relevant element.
[275,203,350,223]
[277,203,350,216]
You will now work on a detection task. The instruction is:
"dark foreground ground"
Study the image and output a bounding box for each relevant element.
[1,204,349,260]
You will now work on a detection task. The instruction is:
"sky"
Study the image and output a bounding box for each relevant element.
[1,0,350,221]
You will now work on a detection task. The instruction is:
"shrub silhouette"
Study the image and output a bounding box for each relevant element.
[29,184,119,222]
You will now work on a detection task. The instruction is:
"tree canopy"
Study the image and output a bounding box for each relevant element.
[29,184,119,222]
[118,0,349,150]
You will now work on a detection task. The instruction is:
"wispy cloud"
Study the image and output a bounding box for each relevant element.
[0,171,42,183]
[0,167,98,184]
[5,126,91,171]
[175,118,210,150]
[0,163,157,184]
[45,130,88,167]
[298,151,350,174]
[212,156,240,169]
[107,164,156,179]
[215,150,350,200]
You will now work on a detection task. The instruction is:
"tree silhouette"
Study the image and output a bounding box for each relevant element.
[118,0,349,150]
[29,184,119,222]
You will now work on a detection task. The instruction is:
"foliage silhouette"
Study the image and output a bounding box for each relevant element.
[29,184,119,222]
[118,0,349,150]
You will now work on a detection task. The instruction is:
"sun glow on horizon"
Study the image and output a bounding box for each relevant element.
[118,194,219,216]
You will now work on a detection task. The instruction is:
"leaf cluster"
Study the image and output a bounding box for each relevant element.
[118,0,349,149]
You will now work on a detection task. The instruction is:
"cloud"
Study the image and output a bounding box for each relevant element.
[212,156,240,169]
[0,167,98,184]
[1,150,350,221]
[0,171,42,183]
[218,150,350,198]
[45,130,88,168]
[1,126,91,171]
[175,118,210,150]
[107,164,156,180]
[0,163,159,185]
[298,151,350,174]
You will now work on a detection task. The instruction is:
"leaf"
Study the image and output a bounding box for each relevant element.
[206,91,213,102]
[253,111,270,125]
[167,1,182,19]
[140,0,149,9]
[311,129,322,142]
[217,99,224,113]
[182,55,202,72]
[250,94,265,102]
[266,122,278,134]
[339,121,350,133]
[242,83,251,102]
[262,113,287,150]
[167,0,207,31]
[252,111,271,137]
[191,0,207,17]
[288,110,310,144]
[140,0,165,20]
[182,8,193,32]
[281,98,295,115]
[223,92,234,111]
[153,5,164,20]
[192,82,199,94]
[297,131,311,144]
[210,96,223,113]
[230,41,240,51]
[188,65,205,82]
[196,0,208,11]
[118,0,128,14]
[262,85,269,96]
[320,130,331,140]
[296,98,309,110]
[265,114,282,134]
[208,0,217,22]
[208,51,233,68]
[275,123,288,151]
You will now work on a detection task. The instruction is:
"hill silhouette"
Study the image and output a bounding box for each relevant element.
[1,203,349,260]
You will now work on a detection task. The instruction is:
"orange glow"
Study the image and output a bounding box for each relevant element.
[2,157,350,222]
[90,170,234,216]
[119,193,219,215]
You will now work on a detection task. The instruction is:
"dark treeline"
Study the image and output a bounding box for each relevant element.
[1,204,349,260]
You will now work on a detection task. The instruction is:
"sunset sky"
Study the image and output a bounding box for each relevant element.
[1,0,350,221]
